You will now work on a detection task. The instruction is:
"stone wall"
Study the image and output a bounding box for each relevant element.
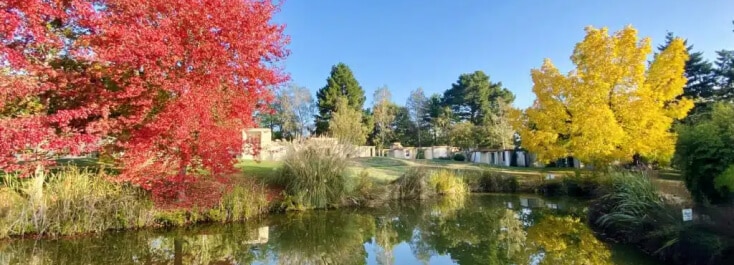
[239,128,377,161]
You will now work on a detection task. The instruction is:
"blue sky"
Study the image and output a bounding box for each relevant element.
[273,0,734,109]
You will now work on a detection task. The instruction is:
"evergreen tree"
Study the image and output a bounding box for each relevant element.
[362,108,375,145]
[715,50,734,101]
[657,32,716,123]
[442,71,514,125]
[424,94,445,144]
[391,106,418,146]
[315,63,366,134]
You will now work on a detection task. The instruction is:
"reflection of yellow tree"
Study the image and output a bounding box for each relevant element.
[526,216,613,265]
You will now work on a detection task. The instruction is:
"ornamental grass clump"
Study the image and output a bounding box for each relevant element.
[275,141,352,209]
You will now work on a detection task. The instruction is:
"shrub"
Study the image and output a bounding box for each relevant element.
[351,170,391,206]
[538,179,566,196]
[354,170,374,197]
[416,149,426,159]
[483,172,519,193]
[393,167,432,200]
[453,153,466,162]
[714,165,734,200]
[563,171,606,197]
[675,102,734,204]
[275,142,350,209]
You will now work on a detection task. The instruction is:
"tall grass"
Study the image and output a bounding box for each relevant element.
[590,171,732,264]
[207,185,269,222]
[0,166,270,238]
[0,166,154,238]
[392,168,468,200]
[595,172,676,238]
[429,170,468,196]
[275,142,352,209]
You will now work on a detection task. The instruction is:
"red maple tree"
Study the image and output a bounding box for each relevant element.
[1,0,288,204]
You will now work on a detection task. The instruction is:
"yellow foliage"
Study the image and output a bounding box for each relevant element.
[513,25,692,165]
[526,216,613,265]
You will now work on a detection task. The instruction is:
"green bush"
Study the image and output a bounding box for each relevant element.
[538,179,566,196]
[489,173,519,193]
[354,169,374,197]
[563,171,606,197]
[675,102,734,204]
[275,143,350,209]
[393,167,432,200]
[714,165,734,200]
[416,149,426,159]
[453,153,466,161]
[464,170,519,193]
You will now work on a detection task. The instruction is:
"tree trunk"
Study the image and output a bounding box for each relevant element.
[174,237,183,265]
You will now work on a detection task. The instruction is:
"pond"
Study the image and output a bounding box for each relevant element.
[0,194,660,265]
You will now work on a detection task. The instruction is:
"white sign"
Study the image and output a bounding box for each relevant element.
[682,208,693,221]
[545,174,555,180]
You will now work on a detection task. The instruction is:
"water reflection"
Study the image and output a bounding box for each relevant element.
[0,195,656,265]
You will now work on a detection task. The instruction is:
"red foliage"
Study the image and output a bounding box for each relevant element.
[1,0,288,203]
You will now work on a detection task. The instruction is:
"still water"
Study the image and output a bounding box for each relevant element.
[0,194,659,265]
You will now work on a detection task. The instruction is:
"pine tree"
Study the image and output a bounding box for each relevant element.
[657,32,716,123]
[714,50,734,101]
[443,71,514,125]
[315,63,366,134]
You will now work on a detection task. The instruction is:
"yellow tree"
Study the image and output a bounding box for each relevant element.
[329,97,369,145]
[512,26,693,165]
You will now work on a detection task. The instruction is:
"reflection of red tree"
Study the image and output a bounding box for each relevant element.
[1,0,289,205]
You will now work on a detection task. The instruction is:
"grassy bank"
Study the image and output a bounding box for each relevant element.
[0,167,268,239]
[588,172,734,265]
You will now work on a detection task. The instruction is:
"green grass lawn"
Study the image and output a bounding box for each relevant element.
[235,160,281,179]
[657,168,683,180]
[237,157,576,185]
